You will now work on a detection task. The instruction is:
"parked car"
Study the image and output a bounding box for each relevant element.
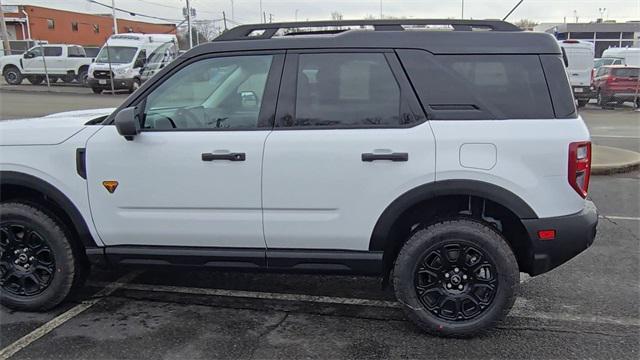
[0,19,597,338]
[592,65,640,107]
[601,47,640,67]
[558,40,595,107]
[0,44,92,85]
[87,33,178,94]
[0,40,48,56]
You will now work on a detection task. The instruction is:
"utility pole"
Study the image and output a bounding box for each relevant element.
[260,0,263,23]
[230,0,234,22]
[0,0,12,56]
[461,0,464,19]
[222,11,228,31]
[269,13,273,23]
[380,0,383,19]
[111,0,118,34]
[186,0,192,49]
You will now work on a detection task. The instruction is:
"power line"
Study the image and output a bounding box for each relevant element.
[86,0,183,23]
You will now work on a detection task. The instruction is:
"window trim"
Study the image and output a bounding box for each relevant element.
[274,49,427,130]
[134,51,285,132]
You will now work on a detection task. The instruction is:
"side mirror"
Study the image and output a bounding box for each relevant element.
[23,52,33,59]
[115,107,141,141]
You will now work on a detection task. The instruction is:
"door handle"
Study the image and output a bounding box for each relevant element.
[201,152,246,161]
[361,152,408,162]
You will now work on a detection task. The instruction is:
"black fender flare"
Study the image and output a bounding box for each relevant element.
[368,179,537,251]
[0,171,99,248]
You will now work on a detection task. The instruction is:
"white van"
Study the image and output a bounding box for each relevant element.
[87,33,178,94]
[602,47,640,67]
[558,40,595,107]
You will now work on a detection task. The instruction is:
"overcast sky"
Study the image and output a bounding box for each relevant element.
[4,0,639,25]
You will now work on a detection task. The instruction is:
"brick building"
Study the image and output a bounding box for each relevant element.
[2,4,176,47]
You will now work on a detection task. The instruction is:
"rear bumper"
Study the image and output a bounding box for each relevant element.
[522,201,598,276]
[572,86,593,99]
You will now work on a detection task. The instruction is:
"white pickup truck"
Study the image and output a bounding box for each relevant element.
[0,44,93,85]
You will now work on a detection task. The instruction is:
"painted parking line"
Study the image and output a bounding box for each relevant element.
[600,215,640,221]
[0,271,141,360]
[89,280,640,327]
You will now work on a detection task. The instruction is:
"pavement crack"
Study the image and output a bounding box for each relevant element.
[248,313,289,359]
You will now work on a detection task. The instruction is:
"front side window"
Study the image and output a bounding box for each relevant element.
[44,47,62,57]
[95,46,137,64]
[27,47,42,57]
[143,55,273,130]
[293,53,401,127]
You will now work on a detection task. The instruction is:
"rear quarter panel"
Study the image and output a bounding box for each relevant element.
[430,117,591,218]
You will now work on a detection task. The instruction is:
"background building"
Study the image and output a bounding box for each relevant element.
[1,4,176,47]
[535,21,640,57]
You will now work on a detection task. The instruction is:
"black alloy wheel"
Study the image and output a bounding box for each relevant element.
[414,240,497,321]
[0,223,56,296]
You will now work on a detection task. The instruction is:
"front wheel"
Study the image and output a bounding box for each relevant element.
[0,202,77,311]
[393,219,519,337]
[597,91,610,107]
[3,66,23,85]
[128,78,141,94]
[577,99,588,108]
[77,69,89,86]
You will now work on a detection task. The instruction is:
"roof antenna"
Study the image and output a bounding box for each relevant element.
[502,0,524,21]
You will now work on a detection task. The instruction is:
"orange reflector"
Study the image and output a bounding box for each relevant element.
[538,230,556,240]
[102,181,119,193]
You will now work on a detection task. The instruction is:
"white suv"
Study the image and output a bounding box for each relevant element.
[0,20,598,337]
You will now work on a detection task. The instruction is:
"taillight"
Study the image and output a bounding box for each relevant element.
[606,76,618,84]
[568,141,591,198]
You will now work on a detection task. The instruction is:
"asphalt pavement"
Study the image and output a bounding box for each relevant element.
[0,87,638,359]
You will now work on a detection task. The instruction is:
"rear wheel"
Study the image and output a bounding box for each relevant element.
[0,202,77,311]
[61,74,75,83]
[3,66,23,85]
[77,69,89,86]
[393,219,519,337]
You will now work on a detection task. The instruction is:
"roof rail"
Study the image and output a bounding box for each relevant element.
[214,19,521,41]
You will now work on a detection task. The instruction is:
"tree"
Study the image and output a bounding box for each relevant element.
[331,11,344,21]
[514,19,538,31]
[193,20,220,41]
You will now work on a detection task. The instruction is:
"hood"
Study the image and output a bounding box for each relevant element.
[0,108,115,146]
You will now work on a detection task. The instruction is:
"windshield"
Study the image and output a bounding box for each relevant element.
[595,58,621,68]
[95,46,138,64]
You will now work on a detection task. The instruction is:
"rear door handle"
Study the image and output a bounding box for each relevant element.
[201,152,246,161]
[361,152,408,162]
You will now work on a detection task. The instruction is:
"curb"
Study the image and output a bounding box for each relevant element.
[0,85,92,95]
[592,145,640,175]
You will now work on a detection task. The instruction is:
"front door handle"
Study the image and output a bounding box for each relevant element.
[361,152,408,162]
[201,152,246,161]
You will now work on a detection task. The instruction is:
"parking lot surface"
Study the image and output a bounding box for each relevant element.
[0,90,638,359]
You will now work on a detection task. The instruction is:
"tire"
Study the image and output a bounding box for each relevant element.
[393,219,519,337]
[129,78,141,94]
[597,90,610,107]
[0,202,77,311]
[27,75,44,85]
[61,74,75,83]
[91,87,102,94]
[577,99,588,108]
[77,69,89,86]
[3,66,23,85]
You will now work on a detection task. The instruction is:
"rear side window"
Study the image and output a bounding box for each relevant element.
[612,68,639,77]
[398,50,559,120]
[439,55,554,119]
[293,53,401,127]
